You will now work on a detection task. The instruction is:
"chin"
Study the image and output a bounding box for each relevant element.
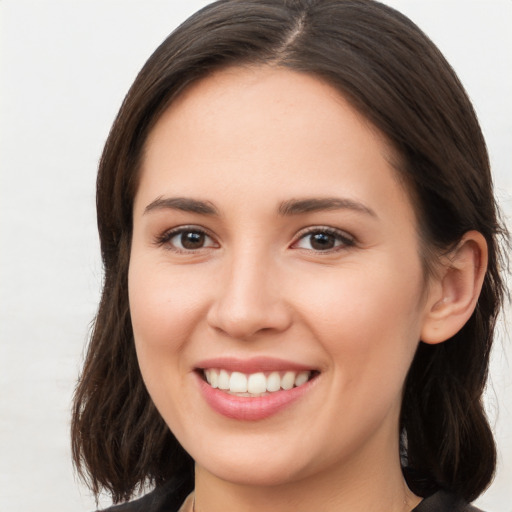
[188,436,314,488]
[198,457,305,488]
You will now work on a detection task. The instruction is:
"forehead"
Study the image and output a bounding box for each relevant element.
[147,66,386,147]
[146,66,391,156]
[137,66,414,226]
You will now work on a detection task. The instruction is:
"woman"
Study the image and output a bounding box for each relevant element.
[71,1,508,511]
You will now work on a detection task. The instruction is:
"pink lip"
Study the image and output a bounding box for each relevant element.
[195,356,315,374]
[194,368,318,422]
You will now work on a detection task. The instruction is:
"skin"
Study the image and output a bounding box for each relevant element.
[128,66,486,512]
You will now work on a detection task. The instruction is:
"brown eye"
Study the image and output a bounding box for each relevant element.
[294,228,354,252]
[309,232,336,250]
[180,231,206,249]
[159,228,217,252]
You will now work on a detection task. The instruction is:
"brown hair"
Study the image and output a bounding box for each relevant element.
[72,0,508,504]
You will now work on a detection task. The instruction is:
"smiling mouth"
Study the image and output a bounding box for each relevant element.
[199,368,319,397]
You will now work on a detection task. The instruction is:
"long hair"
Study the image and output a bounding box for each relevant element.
[71,0,508,504]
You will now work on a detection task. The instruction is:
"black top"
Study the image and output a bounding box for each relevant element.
[99,480,485,512]
[412,490,483,512]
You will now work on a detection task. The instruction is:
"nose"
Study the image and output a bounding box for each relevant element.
[206,250,292,340]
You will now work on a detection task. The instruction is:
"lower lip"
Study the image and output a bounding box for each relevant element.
[196,372,317,421]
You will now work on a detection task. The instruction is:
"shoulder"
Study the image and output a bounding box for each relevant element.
[97,478,193,512]
[413,490,486,512]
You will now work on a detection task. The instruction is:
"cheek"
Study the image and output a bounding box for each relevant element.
[129,259,208,352]
[128,260,205,428]
[293,260,424,380]
[297,270,423,448]
[128,262,203,410]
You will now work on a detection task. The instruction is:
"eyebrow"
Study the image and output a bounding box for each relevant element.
[278,197,377,218]
[143,195,377,218]
[144,196,219,216]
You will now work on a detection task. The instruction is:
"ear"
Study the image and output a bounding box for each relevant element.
[421,231,488,345]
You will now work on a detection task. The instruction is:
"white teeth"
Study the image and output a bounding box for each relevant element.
[229,372,248,392]
[209,369,219,388]
[218,369,230,390]
[203,368,313,395]
[266,371,281,392]
[295,371,309,387]
[247,372,267,394]
[281,371,295,390]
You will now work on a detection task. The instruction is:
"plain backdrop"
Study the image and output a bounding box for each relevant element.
[1,1,511,511]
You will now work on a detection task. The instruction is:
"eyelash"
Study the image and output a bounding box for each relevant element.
[292,226,356,253]
[153,226,356,254]
[154,226,217,253]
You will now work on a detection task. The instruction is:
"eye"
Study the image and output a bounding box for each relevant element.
[293,228,355,252]
[155,227,218,252]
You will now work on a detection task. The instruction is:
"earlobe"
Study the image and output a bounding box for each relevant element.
[421,231,488,345]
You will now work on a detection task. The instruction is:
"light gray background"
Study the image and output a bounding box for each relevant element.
[1,1,511,511]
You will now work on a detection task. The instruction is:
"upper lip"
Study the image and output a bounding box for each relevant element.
[195,356,317,374]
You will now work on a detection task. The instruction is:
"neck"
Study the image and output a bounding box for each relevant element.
[193,427,421,512]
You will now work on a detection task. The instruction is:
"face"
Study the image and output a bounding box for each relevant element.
[129,67,433,487]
